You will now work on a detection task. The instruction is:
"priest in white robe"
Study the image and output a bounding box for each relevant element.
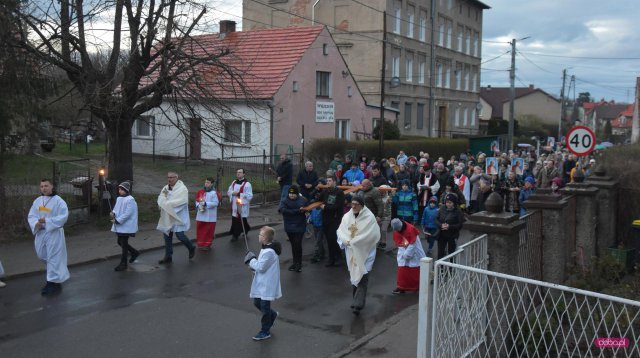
[157,172,195,264]
[27,178,70,296]
[337,196,380,315]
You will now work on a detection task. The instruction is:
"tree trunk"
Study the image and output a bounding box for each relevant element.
[106,119,134,183]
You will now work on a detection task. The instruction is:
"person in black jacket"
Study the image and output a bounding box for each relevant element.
[275,153,293,203]
[278,186,307,272]
[435,193,464,260]
[296,161,318,200]
[320,176,345,267]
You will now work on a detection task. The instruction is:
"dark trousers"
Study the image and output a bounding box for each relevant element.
[437,235,457,260]
[163,231,194,258]
[230,216,251,238]
[253,298,276,334]
[351,273,370,310]
[117,235,138,263]
[323,220,341,262]
[287,232,304,266]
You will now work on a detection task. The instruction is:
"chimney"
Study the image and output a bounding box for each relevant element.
[486,85,491,91]
[219,20,236,38]
[529,84,534,90]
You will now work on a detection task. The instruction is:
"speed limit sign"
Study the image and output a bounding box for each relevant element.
[565,126,596,156]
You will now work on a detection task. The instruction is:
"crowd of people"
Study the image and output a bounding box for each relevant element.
[8,145,599,342]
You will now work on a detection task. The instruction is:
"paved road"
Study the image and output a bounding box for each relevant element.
[0,224,418,358]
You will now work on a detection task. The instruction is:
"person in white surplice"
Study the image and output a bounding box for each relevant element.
[27,178,70,296]
[336,196,380,316]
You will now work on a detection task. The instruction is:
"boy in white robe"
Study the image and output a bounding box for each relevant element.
[27,178,70,296]
[337,196,380,315]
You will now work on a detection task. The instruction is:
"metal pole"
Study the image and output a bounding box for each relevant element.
[508,39,516,152]
[428,1,436,137]
[558,69,567,143]
[378,11,387,159]
[301,125,305,163]
[417,257,434,358]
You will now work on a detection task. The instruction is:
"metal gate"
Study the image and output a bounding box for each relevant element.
[53,159,92,224]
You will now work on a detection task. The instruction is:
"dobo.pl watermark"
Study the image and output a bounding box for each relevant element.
[594,338,629,348]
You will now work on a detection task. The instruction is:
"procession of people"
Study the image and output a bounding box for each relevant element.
[15,144,599,340]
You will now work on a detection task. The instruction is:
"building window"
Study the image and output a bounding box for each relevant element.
[392,50,400,78]
[438,21,445,46]
[404,102,412,129]
[406,53,413,82]
[457,25,464,52]
[473,31,480,57]
[135,116,153,137]
[418,58,426,84]
[466,28,472,55]
[463,107,468,126]
[456,63,463,90]
[436,62,443,87]
[293,81,299,92]
[347,86,353,97]
[417,103,424,129]
[407,5,415,38]
[471,108,476,126]
[454,107,460,127]
[394,2,401,34]
[391,101,400,109]
[464,65,470,91]
[444,64,451,88]
[446,21,452,49]
[323,43,328,55]
[419,12,427,41]
[316,71,331,97]
[336,119,350,140]
[224,120,251,144]
[472,67,478,92]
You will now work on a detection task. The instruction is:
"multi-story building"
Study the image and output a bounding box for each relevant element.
[243,0,489,138]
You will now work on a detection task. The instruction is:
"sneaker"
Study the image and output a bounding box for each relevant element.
[114,262,127,272]
[377,242,387,250]
[41,282,62,296]
[0,281,6,288]
[231,236,239,242]
[310,256,321,263]
[391,288,406,295]
[295,264,302,273]
[252,331,271,341]
[158,256,172,265]
[188,247,196,259]
[129,251,140,263]
[426,249,433,256]
[288,264,297,271]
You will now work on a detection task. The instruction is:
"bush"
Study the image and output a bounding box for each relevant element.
[372,120,400,140]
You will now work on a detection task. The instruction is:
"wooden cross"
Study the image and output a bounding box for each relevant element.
[349,223,358,238]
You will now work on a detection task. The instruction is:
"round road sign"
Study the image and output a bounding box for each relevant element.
[565,125,596,156]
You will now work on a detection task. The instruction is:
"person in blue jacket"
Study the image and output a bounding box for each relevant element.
[342,162,365,184]
[420,196,439,256]
[278,186,307,272]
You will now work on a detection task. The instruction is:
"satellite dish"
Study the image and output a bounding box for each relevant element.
[390,77,401,88]
[476,102,483,111]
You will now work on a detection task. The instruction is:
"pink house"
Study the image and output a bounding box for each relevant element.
[132,22,397,159]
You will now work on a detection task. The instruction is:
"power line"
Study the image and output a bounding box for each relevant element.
[519,51,640,60]
[481,50,510,64]
[516,50,555,74]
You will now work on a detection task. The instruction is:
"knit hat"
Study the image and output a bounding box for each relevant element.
[288,186,299,195]
[423,163,430,170]
[390,218,403,231]
[445,193,458,204]
[525,176,536,185]
[118,181,131,193]
[429,196,438,203]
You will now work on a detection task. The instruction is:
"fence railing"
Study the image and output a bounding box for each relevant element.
[418,234,640,358]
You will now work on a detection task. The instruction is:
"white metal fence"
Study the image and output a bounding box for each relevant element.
[418,235,640,357]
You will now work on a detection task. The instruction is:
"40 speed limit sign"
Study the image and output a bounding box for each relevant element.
[565,126,596,156]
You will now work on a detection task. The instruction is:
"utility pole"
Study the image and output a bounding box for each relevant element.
[378,11,387,159]
[558,69,567,142]
[508,39,516,152]
[632,77,640,143]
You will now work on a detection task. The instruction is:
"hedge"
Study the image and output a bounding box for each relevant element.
[306,137,469,170]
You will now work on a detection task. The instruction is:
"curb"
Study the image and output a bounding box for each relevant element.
[328,304,418,358]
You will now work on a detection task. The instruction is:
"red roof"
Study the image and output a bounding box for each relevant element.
[143,26,324,100]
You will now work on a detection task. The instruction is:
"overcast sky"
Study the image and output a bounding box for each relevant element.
[480,0,639,103]
[217,0,638,103]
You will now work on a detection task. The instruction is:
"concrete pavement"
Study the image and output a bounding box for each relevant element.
[0,202,420,358]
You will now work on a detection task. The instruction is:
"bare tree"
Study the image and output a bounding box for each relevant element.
[11,0,251,181]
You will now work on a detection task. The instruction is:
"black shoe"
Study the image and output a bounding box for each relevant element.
[295,264,302,273]
[188,247,196,259]
[129,251,140,263]
[41,282,61,296]
[311,256,321,263]
[288,264,297,271]
[231,236,239,242]
[377,242,387,250]
[392,288,406,295]
[158,257,172,265]
[114,262,127,271]
[352,308,360,316]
